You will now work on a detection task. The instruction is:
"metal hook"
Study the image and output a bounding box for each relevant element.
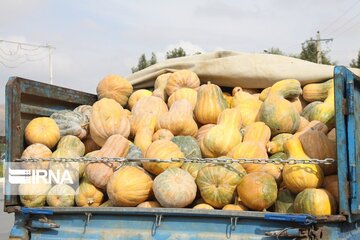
[226,217,238,239]
[83,212,92,234]
[151,215,162,236]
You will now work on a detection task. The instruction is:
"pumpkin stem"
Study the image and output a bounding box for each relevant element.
[88,198,94,205]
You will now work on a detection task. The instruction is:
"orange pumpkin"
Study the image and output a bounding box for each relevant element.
[137,201,162,208]
[75,178,104,207]
[152,129,174,141]
[97,74,133,107]
[21,143,52,170]
[168,88,197,110]
[165,70,200,96]
[25,117,60,148]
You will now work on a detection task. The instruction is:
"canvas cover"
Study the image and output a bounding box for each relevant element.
[127,51,360,89]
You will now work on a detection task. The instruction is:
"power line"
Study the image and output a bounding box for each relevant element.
[303,31,333,64]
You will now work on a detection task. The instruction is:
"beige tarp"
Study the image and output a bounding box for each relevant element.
[128,51,360,89]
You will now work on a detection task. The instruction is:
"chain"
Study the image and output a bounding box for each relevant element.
[15,157,336,165]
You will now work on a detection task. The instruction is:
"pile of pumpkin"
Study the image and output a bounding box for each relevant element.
[19,70,338,216]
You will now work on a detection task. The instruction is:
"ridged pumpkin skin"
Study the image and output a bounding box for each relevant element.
[86,134,130,189]
[308,86,335,126]
[75,178,104,207]
[57,135,85,156]
[128,89,152,110]
[157,100,198,137]
[90,98,130,146]
[181,161,207,179]
[201,108,242,157]
[153,168,197,208]
[302,101,322,120]
[49,149,81,185]
[258,79,302,135]
[97,74,133,107]
[274,189,295,213]
[21,143,52,170]
[266,133,293,154]
[25,117,60,149]
[134,113,157,153]
[18,181,51,207]
[46,184,75,207]
[143,140,184,175]
[193,203,214,210]
[232,90,262,127]
[196,124,216,143]
[152,73,171,101]
[242,122,271,147]
[137,201,161,208]
[222,204,248,211]
[171,136,201,158]
[294,188,336,215]
[282,137,324,193]
[107,166,153,206]
[152,129,174,141]
[323,175,339,202]
[237,172,278,211]
[168,88,198,109]
[74,105,92,122]
[51,110,88,140]
[196,165,244,208]
[165,70,200,96]
[194,82,228,124]
[303,79,333,102]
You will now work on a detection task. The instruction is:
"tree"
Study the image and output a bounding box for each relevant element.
[264,47,284,55]
[131,52,157,73]
[299,40,333,65]
[166,47,186,59]
[350,50,360,68]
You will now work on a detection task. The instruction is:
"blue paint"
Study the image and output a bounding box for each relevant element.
[21,207,54,215]
[264,213,316,225]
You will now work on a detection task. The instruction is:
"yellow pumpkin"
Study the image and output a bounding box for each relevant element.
[222,204,248,211]
[294,188,336,215]
[258,79,302,135]
[223,92,233,107]
[259,87,271,101]
[165,70,200,96]
[196,124,216,143]
[194,82,228,124]
[168,88,197,110]
[143,140,184,175]
[201,108,242,157]
[25,117,60,149]
[90,98,130,146]
[157,99,198,137]
[308,85,334,126]
[303,79,333,102]
[282,136,324,194]
[137,201,162,208]
[152,129,174,141]
[231,90,262,127]
[75,177,104,207]
[107,166,153,206]
[193,203,214,210]
[97,74,133,107]
[134,113,157,153]
[266,133,293,154]
[127,89,152,110]
[152,73,171,101]
[21,143,52,170]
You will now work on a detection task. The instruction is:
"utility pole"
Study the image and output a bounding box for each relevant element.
[0,39,55,84]
[304,31,333,64]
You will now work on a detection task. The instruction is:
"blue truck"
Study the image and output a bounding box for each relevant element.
[3,66,360,239]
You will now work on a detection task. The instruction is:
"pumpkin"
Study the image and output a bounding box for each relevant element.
[152,129,174,141]
[327,128,336,142]
[25,117,60,148]
[290,97,303,114]
[124,109,131,118]
[294,188,336,215]
[222,204,248,211]
[153,167,197,208]
[126,143,143,159]
[196,124,216,143]
[57,135,85,156]
[181,162,207,179]
[137,201,161,208]
[152,73,171,101]
[171,136,201,158]
[107,166,153,206]
[128,89,152,110]
[270,152,288,160]
[296,117,310,133]
[196,165,244,208]
[266,133,293,154]
[157,100,198,137]
[193,203,214,210]
[303,79,333,102]
[100,200,113,207]
[282,136,324,193]
[97,74,133,107]
[237,172,278,211]
[18,180,51,207]
[308,86,335,126]
[223,92,233,107]
[274,189,295,213]
[259,87,271,101]
[49,148,81,185]
[86,134,130,189]
[323,175,339,202]
[134,113,157,153]
[143,140,184,175]
[74,105,92,122]
[21,143,52,170]
[50,110,88,140]
[90,98,130,146]
[231,90,262,127]
[75,178,105,207]
[258,79,302,135]
[201,108,242,157]
[83,135,101,154]
[302,101,322,120]
[46,184,75,207]
[194,82,228,124]
[168,88,197,110]
[165,70,200,96]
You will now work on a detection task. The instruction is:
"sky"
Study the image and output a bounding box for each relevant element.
[0,0,360,105]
